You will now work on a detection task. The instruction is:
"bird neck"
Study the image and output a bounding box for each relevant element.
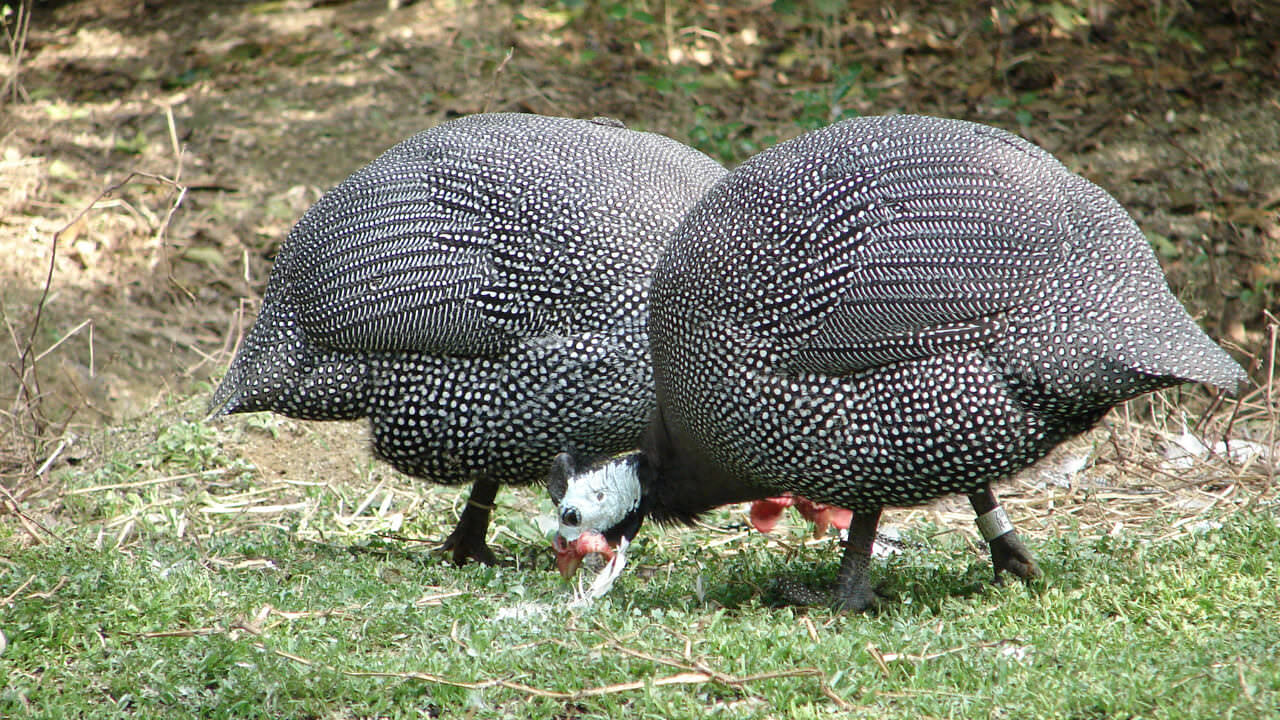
[639,406,771,526]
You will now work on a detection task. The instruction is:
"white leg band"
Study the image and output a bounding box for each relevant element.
[975,506,1014,542]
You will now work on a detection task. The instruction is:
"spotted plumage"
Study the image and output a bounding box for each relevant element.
[551,114,1248,610]
[211,112,726,564]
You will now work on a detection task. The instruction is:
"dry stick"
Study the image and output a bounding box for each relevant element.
[0,574,36,606]
[1265,311,1279,491]
[256,641,831,702]
[1194,337,1261,443]
[0,482,63,544]
[34,433,73,477]
[63,468,230,495]
[1156,120,1234,218]
[1144,116,1254,317]
[157,104,197,302]
[597,621,852,709]
[11,186,60,447]
[609,642,851,709]
[22,575,66,599]
[163,102,182,179]
[255,616,852,705]
[1104,420,1233,489]
[481,46,514,113]
[220,299,248,364]
[373,531,436,545]
[13,171,188,475]
[1,0,32,105]
[876,638,1028,665]
[1136,116,1254,444]
[1209,395,1244,461]
[193,297,247,380]
[31,319,93,366]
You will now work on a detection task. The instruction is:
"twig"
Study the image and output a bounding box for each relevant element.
[481,46,514,113]
[1264,311,1278,490]
[0,483,64,544]
[261,642,728,699]
[413,590,467,607]
[1147,115,1241,244]
[871,638,1030,665]
[62,467,230,495]
[200,502,310,515]
[611,642,847,705]
[22,575,67,600]
[31,319,93,366]
[163,102,182,179]
[10,170,188,476]
[251,628,848,706]
[591,621,852,709]
[865,642,892,676]
[34,433,73,477]
[0,573,35,606]
[1,0,32,105]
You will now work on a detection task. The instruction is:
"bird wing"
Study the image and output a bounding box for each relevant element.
[279,115,723,359]
[281,145,527,356]
[776,120,1072,375]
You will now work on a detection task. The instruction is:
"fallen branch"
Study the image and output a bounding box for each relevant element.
[136,604,846,704]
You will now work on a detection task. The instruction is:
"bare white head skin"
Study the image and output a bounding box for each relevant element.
[548,452,643,579]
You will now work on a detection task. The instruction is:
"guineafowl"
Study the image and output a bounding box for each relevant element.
[211,113,727,565]
[549,114,1248,609]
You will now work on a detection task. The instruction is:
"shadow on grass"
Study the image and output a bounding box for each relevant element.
[611,530,1052,618]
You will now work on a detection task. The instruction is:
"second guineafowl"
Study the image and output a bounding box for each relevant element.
[550,114,1248,609]
[211,113,726,565]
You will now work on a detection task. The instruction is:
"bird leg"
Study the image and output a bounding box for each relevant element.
[770,508,884,610]
[440,478,500,566]
[968,487,1041,583]
[831,508,885,612]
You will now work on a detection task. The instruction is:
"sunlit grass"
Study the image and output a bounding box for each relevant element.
[2,401,1276,718]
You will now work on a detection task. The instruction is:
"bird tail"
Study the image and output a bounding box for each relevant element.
[1104,276,1249,396]
[207,304,371,421]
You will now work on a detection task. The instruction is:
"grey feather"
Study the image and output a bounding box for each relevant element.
[649,114,1248,512]
[212,112,727,495]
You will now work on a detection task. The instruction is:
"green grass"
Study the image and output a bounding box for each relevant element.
[3,401,1276,718]
[4,467,1278,718]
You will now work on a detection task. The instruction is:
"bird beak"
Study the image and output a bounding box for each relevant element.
[553,530,614,580]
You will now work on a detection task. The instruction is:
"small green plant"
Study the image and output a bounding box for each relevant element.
[155,421,224,472]
[688,106,765,165]
[794,65,864,130]
[990,91,1039,127]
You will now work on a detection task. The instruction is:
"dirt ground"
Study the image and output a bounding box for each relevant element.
[1,0,1277,517]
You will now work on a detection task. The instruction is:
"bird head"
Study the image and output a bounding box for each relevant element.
[547,452,645,580]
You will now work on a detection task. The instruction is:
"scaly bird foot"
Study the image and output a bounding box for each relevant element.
[439,527,498,566]
[988,530,1041,584]
[771,576,889,613]
[438,479,500,566]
